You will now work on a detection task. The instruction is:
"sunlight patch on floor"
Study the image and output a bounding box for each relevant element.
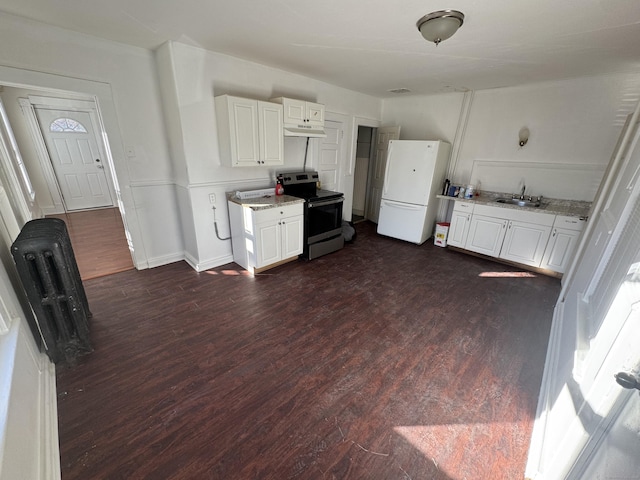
[395,422,525,478]
[479,271,537,278]
[205,269,252,276]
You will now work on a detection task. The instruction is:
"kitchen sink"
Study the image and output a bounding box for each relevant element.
[495,197,541,208]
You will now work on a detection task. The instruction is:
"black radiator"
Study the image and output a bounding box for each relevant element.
[11,218,92,364]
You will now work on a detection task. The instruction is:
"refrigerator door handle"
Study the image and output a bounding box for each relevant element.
[381,200,424,210]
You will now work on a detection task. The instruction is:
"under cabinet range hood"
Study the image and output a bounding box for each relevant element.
[271,97,326,138]
[283,124,326,138]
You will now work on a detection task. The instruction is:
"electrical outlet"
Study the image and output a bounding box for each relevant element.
[209,193,216,204]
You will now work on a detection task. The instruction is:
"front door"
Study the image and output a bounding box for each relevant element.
[367,126,400,223]
[35,108,114,211]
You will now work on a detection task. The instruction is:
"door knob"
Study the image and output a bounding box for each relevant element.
[614,371,640,390]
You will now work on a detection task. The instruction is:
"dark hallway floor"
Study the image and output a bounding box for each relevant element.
[56,221,560,479]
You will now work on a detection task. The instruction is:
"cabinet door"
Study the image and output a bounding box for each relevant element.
[281,214,304,258]
[258,101,284,165]
[499,220,552,267]
[448,210,471,247]
[306,102,325,126]
[540,227,581,273]
[282,98,306,124]
[255,221,281,268]
[465,214,508,257]
[229,97,259,166]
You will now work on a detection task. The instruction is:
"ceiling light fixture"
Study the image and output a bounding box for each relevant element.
[416,10,465,46]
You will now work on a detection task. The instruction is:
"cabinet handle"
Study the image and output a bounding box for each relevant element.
[503,221,507,229]
[552,228,557,237]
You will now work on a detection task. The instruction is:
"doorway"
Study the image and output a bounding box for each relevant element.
[0,86,134,278]
[34,107,115,211]
[352,126,374,223]
[353,125,401,224]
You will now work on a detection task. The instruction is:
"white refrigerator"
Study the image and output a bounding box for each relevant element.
[376,140,451,244]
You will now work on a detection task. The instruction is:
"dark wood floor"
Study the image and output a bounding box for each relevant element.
[47,207,134,280]
[56,221,560,480]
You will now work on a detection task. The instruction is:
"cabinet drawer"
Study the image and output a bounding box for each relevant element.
[453,201,474,213]
[554,215,586,231]
[252,203,303,224]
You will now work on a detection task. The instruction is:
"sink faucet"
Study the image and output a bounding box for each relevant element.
[519,184,526,200]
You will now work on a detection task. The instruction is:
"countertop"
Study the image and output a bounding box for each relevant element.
[227,192,304,210]
[437,191,591,218]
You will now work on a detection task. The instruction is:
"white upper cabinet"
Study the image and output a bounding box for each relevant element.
[215,95,283,167]
[271,97,325,127]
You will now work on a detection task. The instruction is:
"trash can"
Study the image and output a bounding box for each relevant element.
[434,222,450,247]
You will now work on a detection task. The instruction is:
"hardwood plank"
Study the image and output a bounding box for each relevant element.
[56,221,560,479]
[47,208,134,280]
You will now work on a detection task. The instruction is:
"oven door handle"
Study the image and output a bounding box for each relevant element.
[308,197,344,208]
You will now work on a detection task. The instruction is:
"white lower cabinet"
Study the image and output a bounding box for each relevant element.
[255,214,304,268]
[447,201,473,247]
[499,220,552,267]
[229,200,304,273]
[539,215,586,273]
[450,201,582,274]
[465,214,508,257]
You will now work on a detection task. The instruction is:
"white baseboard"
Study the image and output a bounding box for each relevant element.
[145,252,185,269]
[184,252,234,272]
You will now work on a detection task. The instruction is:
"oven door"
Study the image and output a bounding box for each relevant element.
[307,197,344,244]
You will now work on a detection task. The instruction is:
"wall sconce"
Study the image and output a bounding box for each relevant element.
[519,127,530,147]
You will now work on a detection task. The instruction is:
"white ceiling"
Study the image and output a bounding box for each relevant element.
[2,0,640,98]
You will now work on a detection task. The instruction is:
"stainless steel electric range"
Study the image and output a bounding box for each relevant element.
[278,171,344,260]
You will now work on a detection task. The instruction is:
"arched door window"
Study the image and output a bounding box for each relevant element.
[49,118,88,133]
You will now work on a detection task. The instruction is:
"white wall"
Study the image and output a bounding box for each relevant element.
[382,74,640,201]
[156,41,382,271]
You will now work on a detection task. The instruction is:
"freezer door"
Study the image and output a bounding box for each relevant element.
[377,199,430,244]
[382,141,438,205]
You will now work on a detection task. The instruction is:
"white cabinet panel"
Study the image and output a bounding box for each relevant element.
[540,227,580,273]
[539,214,586,273]
[465,214,508,257]
[499,220,552,266]
[448,202,474,248]
[281,215,304,258]
[256,221,281,268]
[273,97,325,127]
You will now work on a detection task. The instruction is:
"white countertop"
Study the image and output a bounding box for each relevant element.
[437,191,591,218]
[227,193,304,210]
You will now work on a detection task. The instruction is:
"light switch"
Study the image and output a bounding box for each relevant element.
[209,194,216,204]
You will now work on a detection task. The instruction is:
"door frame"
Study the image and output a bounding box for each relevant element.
[20,95,117,213]
[351,117,381,222]
[0,64,148,269]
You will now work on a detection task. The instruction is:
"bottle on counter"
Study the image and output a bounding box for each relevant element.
[442,179,450,196]
[275,176,284,196]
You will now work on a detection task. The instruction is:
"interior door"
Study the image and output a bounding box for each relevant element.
[317,120,343,192]
[35,108,114,211]
[367,126,400,223]
[526,104,640,479]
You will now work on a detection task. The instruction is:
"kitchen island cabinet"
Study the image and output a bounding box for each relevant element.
[228,194,304,273]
